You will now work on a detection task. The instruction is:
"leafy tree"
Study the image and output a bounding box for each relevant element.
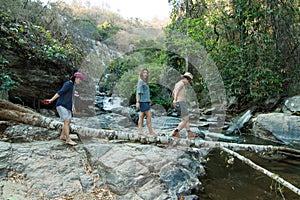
[0,12,82,66]
[0,56,18,97]
[97,21,121,41]
[167,0,299,111]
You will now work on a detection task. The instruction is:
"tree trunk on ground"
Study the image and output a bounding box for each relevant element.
[1,99,300,197]
[1,99,299,155]
[220,147,300,196]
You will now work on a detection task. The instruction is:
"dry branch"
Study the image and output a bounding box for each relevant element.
[1,99,300,155]
[1,99,300,196]
[220,146,300,196]
[0,99,36,114]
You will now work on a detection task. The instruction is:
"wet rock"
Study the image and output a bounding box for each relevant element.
[0,142,11,178]
[226,110,252,135]
[282,96,300,115]
[0,115,209,199]
[252,113,300,146]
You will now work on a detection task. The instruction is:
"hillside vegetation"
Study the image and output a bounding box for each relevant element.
[0,0,299,114]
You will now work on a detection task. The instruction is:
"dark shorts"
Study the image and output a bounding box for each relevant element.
[140,102,151,112]
[176,101,189,117]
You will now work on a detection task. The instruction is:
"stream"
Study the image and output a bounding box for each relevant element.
[95,96,300,199]
[197,136,300,200]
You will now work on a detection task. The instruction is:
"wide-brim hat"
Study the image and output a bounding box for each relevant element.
[183,72,193,80]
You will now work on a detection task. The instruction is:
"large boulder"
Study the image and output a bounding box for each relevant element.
[282,96,300,115]
[252,113,300,146]
[0,117,208,199]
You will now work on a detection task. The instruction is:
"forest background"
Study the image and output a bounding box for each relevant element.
[0,0,299,115]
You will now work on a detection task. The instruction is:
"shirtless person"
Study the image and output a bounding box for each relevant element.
[172,72,198,138]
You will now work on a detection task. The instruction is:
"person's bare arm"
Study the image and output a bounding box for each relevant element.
[136,93,140,109]
[49,93,60,103]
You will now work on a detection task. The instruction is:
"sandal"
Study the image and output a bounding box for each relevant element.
[149,132,158,137]
[138,131,146,136]
[172,130,182,138]
[66,140,77,146]
[187,130,198,138]
[59,135,66,140]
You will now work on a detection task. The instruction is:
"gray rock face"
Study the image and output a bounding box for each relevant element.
[0,142,11,177]
[282,96,300,115]
[252,113,300,146]
[0,115,208,199]
[0,140,93,199]
[5,58,76,108]
[83,138,206,199]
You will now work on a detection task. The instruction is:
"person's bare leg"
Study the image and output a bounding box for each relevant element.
[59,127,66,140]
[184,116,190,131]
[177,116,189,131]
[145,110,157,136]
[183,116,198,138]
[64,120,77,145]
[138,112,145,134]
[172,116,188,138]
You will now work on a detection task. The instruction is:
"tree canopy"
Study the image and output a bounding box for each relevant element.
[0,0,299,113]
[166,0,299,111]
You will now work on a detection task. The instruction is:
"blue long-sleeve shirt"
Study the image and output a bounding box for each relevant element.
[56,80,74,111]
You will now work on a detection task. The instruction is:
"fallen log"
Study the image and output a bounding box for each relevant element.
[1,99,300,197]
[220,146,300,196]
[0,99,37,114]
[1,99,299,156]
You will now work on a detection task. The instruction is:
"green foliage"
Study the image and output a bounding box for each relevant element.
[114,64,173,110]
[99,55,140,95]
[167,0,299,109]
[0,12,82,65]
[0,11,77,61]
[0,57,19,92]
[114,63,164,98]
[149,83,173,111]
[114,68,139,99]
[100,44,173,110]
[42,44,67,60]
[216,41,285,101]
[101,46,167,92]
[97,21,121,41]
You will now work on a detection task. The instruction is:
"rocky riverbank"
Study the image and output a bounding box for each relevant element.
[0,113,208,200]
[1,95,300,199]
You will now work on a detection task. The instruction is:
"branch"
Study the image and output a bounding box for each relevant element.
[220,146,300,196]
[1,99,300,196]
[1,99,300,156]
